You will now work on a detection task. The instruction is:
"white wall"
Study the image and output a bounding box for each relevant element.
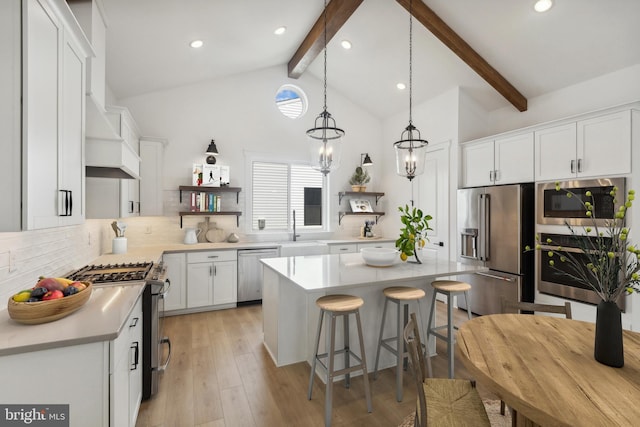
[488,64,640,135]
[117,64,384,240]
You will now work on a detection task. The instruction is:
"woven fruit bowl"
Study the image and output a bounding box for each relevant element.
[7,282,93,325]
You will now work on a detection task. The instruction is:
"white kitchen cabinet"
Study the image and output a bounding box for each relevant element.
[461,132,534,188]
[0,294,143,427]
[329,243,357,254]
[163,252,187,312]
[110,295,142,427]
[535,110,632,181]
[139,137,167,216]
[356,241,396,251]
[186,250,237,309]
[17,0,91,230]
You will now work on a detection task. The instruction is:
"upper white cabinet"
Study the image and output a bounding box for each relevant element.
[461,132,534,188]
[535,111,632,181]
[0,0,91,231]
[139,137,167,216]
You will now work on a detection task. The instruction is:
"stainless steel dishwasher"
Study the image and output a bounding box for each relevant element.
[237,247,279,304]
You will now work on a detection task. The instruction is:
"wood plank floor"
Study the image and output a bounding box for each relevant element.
[135,301,499,427]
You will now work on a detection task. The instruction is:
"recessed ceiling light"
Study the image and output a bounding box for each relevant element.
[534,0,553,12]
[190,40,204,48]
[341,40,352,50]
[396,83,406,90]
[274,26,287,35]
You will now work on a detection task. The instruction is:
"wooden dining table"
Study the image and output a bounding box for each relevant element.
[456,314,640,427]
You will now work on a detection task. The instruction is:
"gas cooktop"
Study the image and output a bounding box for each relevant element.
[66,262,154,284]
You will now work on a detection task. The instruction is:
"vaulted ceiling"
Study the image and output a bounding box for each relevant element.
[103,0,640,118]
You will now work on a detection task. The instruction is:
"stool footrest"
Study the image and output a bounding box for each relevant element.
[315,349,366,378]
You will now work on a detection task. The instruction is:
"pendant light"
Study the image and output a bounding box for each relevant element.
[393,0,428,181]
[306,0,344,175]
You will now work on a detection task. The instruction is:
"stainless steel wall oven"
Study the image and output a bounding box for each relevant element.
[537,233,625,310]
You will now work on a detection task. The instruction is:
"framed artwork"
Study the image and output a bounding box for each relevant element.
[350,199,373,212]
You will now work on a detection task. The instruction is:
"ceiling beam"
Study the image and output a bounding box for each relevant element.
[396,0,528,112]
[288,0,364,79]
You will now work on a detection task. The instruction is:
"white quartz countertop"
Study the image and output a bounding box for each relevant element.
[0,283,144,356]
[261,252,486,292]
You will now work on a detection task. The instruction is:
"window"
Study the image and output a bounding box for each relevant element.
[275,85,307,119]
[252,161,324,231]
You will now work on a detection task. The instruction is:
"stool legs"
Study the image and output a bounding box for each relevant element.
[308,309,325,400]
[373,298,389,379]
[446,292,454,379]
[354,310,373,413]
[308,307,372,427]
[426,290,438,377]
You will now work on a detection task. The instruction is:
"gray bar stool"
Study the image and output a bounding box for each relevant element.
[308,294,373,426]
[426,280,472,379]
[373,286,426,402]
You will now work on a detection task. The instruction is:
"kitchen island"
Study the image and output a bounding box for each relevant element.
[261,252,486,369]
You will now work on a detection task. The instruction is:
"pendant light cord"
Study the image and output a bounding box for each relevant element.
[323,0,328,112]
[408,0,413,126]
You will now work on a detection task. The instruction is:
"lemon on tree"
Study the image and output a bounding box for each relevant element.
[395,204,433,264]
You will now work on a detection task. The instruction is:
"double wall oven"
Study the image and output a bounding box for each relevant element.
[536,177,626,308]
[65,262,171,399]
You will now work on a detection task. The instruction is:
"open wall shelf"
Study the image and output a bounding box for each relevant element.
[178,186,242,227]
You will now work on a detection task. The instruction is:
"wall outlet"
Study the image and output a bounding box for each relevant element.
[145,226,152,234]
[88,232,92,246]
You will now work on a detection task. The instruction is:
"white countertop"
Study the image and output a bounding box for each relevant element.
[0,283,144,356]
[261,252,486,292]
[0,238,396,356]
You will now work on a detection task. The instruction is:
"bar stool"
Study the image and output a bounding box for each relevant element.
[373,286,426,402]
[426,280,472,379]
[308,294,373,426]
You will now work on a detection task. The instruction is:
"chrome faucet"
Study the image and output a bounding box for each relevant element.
[292,209,300,241]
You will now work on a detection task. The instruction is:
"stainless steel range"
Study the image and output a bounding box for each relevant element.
[66,261,171,399]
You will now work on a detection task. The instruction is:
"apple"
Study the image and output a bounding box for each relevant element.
[42,290,64,301]
[35,277,65,292]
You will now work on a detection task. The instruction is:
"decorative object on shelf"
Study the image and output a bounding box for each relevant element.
[349,166,370,192]
[393,0,428,181]
[227,232,240,243]
[206,139,219,164]
[192,164,203,186]
[528,183,639,368]
[396,204,433,264]
[177,186,242,228]
[306,0,344,176]
[184,228,201,245]
[197,218,210,243]
[220,165,230,186]
[202,164,221,187]
[258,218,266,230]
[360,153,373,167]
[205,222,226,243]
[350,199,373,213]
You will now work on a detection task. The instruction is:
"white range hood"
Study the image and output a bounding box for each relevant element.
[85,95,140,179]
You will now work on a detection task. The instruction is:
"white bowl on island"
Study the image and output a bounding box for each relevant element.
[360,247,399,267]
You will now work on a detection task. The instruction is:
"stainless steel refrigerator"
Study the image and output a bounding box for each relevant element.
[456,183,535,315]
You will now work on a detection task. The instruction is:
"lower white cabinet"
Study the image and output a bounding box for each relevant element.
[163,252,187,311]
[329,243,357,254]
[185,250,237,309]
[0,295,143,427]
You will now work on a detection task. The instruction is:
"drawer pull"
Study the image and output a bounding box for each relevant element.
[129,317,139,328]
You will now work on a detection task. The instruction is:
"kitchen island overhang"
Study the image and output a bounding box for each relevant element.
[261,253,487,369]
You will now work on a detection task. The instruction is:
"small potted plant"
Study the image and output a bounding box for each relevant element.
[349,166,370,192]
[396,205,433,263]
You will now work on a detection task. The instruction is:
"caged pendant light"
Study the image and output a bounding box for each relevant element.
[306,0,344,175]
[394,0,428,181]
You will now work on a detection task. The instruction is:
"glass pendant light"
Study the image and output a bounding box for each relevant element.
[306,0,344,175]
[394,0,428,181]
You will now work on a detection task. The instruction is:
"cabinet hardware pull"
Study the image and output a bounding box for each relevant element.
[476,271,516,282]
[570,159,575,173]
[209,266,213,276]
[158,337,172,372]
[207,255,219,259]
[130,317,138,328]
[214,266,217,276]
[577,158,582,173]
[130,341,139,370]
[129,201,134,213]
[494,170,499,182]
[68,191,73,216]
[489,170,494,182]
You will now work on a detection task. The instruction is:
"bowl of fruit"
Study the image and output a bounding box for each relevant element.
[7,277,93,325]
